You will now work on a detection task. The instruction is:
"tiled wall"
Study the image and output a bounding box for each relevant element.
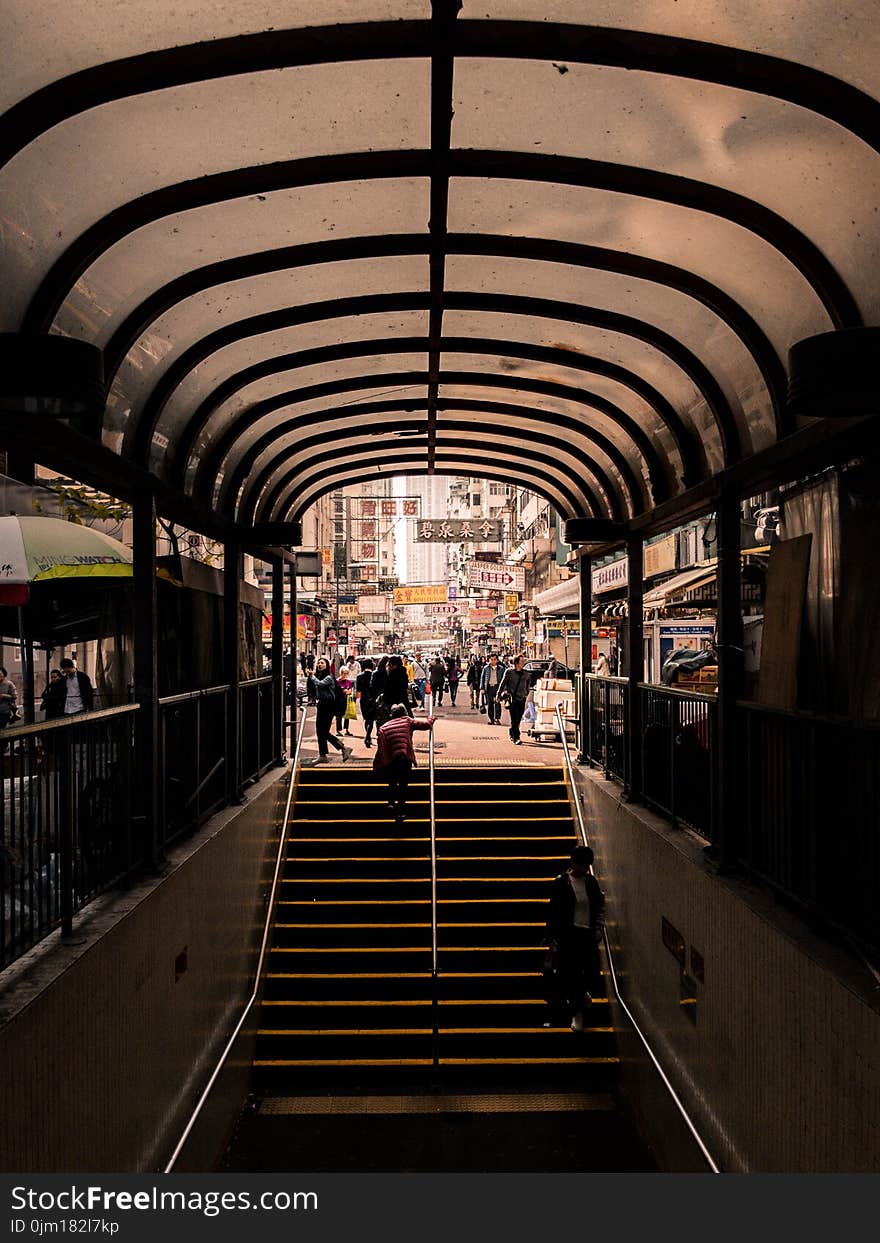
[0,773,286,1172]
[575,769,880,1173]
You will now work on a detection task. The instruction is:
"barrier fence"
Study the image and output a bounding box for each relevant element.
[579,674,878,953]
[1,676,284,970]
[0,705,139,969]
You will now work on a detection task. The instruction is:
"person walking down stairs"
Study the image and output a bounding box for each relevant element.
[372,703,435,825]
[545,846,605,1032]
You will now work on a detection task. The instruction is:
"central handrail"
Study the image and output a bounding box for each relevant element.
[163,703,310,1172]
[426,690,439,1075]
[554,703,720,1174]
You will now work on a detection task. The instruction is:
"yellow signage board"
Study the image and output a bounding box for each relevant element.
[393,584,449,606]
[504,592,519,612]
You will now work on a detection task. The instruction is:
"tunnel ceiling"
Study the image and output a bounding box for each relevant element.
[2,1,879,525]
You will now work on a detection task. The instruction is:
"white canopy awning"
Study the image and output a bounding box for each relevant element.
[533,575,580,617]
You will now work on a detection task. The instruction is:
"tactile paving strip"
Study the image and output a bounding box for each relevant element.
[260,1093,614,1115]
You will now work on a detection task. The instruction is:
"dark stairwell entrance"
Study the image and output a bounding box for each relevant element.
[222,763,655,1172]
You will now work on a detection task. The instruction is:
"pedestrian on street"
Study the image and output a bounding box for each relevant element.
[383,654,413,718]
[41,669,66,720]
[307,657,353,765]
[336,666,354,735]
[411,655,428,707]
[595,651,611,677]
[356,658,377,747]
[497,653,531,744]
[428,656,446,706]
[544,845,605,1032]
[60,657,94,715]
[445,656,462,706]
[480,653,503,724]
[0,667,18,728]
[373,704,435,826]
[466,656,484,709]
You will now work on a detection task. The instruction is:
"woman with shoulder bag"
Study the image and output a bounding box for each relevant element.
[306,657,353,765]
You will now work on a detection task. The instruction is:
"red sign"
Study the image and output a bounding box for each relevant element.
[508,612,521,624]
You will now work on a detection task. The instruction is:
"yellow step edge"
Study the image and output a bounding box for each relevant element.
[270,946,545,954]
[255,1057,618,1068]
[256,1059,433,1068]
[258,1027,615,1037]
[261,998,608,1007]
[279,878,555,884]
[259,1028,433,1037]
[439,1057,619,1066]
[276,923,432,930]
[266,972,432,979]
[287,858,431,863]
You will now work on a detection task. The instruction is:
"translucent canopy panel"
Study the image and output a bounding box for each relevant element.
[172,310,431,482]
[2,0,877,528]
[212,358,430,493]
[0,60,430,332]
[438,349,683,480]
[3,1,431,108]
[53,178,430,350]
[443,254,774,461]
[448,178,826,359]
[102,255,430,445]
[461,2,880,96]
[452,59,880,323]
[436,384,634,511]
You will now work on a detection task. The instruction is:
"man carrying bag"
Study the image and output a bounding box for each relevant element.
[496,653,531,745]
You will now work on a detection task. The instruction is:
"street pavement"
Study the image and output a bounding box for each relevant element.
[297,695,571,769]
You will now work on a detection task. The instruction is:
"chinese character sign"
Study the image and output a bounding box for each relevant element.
[415,518,504,542]
[381,500,397,516]
[393,585,449,605]
[403,499,419,516]
[466,561,526,592]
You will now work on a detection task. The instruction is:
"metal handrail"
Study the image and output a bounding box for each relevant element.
[638,681,717,704]
[426,690,439,1075]
[163,704,310,1172]
[158,684,230,707]
[554,703,720,1174]
[0,702,139,740]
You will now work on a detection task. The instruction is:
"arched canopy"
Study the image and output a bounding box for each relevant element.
[2,2,878,526]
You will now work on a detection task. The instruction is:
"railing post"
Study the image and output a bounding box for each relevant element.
[272,557,286,766]
[288,559,298,755]
[602,678,611,779]
[58,727,75,938]
[625,534,644,800]
[716,488,745,865]
[133,491,161,867]
[224,540,243,804]
[577,551,592,762]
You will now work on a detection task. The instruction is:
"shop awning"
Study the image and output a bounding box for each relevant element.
[643,549,769,609]
[533,575,580,618]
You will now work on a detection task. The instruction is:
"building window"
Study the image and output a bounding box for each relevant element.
[472,494,481,507]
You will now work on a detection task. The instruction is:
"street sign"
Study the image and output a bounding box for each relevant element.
[427,603,462,616]
[504,593,519,612]
[466,561,526,592]
[415,518,504,542]
[508,611,522,624]
[393,584,448,605]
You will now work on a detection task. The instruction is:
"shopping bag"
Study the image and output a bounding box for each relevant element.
[344,694,357,721]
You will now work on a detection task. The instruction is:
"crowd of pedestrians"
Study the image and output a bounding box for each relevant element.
[304,646,548,760]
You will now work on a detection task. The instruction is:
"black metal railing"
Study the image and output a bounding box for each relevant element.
[741,702,880,951]
[239,675,277,786]
[1,705,140,969]
[159,685,230,845]
[640,684,717,839]
[580,674,628,782]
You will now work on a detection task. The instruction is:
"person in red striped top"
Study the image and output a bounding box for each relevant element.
[372,703,436,825]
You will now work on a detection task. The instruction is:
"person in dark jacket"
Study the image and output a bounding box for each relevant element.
[497,653,531,744]
[373,704,435,825]
[306,657,353,765]
[428,657,446,706]
[59,657,94,715]
[383,655,413,718]
[445,656,462,706]
[545,845,605,1031]
[356,658,377,747]
[466,656,484,709]
[41,669,66,720]
[479,653,503,724]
